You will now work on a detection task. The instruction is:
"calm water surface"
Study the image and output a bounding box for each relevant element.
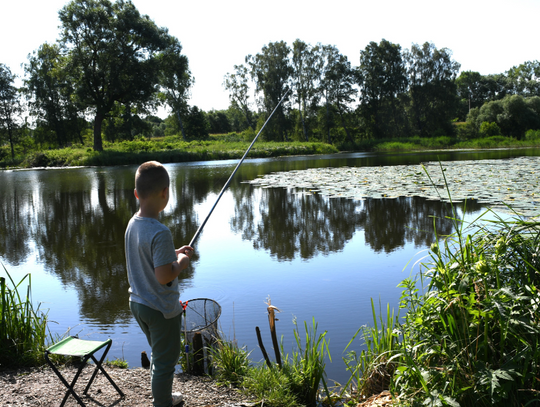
[1,148,538,384]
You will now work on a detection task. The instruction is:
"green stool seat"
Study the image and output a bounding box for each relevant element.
[45,336,124,406]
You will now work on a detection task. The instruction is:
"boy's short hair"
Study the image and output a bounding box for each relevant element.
[135,161,170,199]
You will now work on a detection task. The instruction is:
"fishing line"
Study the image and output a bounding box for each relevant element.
[188,89,291,247]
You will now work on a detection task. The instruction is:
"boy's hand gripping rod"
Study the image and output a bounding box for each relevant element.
[188,89,290,248]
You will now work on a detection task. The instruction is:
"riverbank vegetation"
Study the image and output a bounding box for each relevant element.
[0,266,49,367]
[1,0,540,168]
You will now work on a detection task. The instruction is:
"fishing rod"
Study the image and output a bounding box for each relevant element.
[188,89,291,248]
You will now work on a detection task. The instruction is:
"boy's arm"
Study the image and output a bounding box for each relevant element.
[154,246,193,285]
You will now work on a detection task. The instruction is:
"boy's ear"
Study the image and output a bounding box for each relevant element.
[134,189,139,200]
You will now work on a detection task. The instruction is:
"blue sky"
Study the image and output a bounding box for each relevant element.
[2,0,539,113]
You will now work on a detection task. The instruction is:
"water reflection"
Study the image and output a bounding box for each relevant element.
[0,150,531,328]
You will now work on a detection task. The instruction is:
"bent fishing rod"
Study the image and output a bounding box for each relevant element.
[188,89,290,248]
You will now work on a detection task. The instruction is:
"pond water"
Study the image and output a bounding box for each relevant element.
[1,148,539,385]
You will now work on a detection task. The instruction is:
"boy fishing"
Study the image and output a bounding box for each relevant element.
[125,161,193,407]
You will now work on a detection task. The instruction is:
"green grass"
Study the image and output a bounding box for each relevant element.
[1,136,339,169]
[105,357,129,369]
[210,318,331,407]
[0,264,50,367]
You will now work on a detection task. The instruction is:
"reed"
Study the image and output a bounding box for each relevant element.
[0,265,50,367]
[341,299,400,399]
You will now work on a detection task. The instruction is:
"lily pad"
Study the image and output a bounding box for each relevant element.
[246,157,540,218]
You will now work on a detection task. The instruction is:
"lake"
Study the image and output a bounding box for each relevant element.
[1,147,539,385]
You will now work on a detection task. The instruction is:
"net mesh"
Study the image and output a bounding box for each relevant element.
[181,298,221,375]
[182,298,221,333]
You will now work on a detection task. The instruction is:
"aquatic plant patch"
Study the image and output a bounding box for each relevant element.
[246,157,540,217]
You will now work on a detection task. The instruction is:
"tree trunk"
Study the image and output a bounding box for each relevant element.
[175,109,187,141]
[93,111,105,151]
[9,128,15,160]
[299,100,308,142]
[326,101,331,144]
[242,105,255,131]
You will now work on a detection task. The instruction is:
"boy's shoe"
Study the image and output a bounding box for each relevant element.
[172,392,184,406]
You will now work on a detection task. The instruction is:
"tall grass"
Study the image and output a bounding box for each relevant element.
[210,318,331,407]
[0,265,50,367]
[341,299,400,399]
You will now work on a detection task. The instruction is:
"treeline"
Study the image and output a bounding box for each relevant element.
[1,0,540,162]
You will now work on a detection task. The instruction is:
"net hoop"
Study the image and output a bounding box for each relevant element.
[182,298,221,334]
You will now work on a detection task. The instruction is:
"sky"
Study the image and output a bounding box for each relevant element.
[2,0,539,114]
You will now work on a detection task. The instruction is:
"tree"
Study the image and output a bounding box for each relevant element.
[506,61,540,97]
[317,45,356,143]
[291,39,321,141]
[223,64,255,130]
[358,39,408,138]
[0,64,23,159]
[247,41,292,141]
[405,42,460,137]
[25,43,85,146]
[469,95,540,139]
[322,50,357,144]
[58,0,190,151]
[158,38,193,141]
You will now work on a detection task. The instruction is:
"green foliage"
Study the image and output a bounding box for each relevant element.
[341,300,399,399]
[105,357,128,369]
[0,265,50,367]
[57,0,191,151]
[210,319,330,407]
[242,363,301,407]
[479,121,502,137]
[470,95,540,139]
[525,129,540,140]
[209,338,251,386]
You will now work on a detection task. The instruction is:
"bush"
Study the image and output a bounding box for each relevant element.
[479,121,502,137]
[525,129,540,140]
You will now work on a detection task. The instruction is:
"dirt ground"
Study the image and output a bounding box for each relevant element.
[0,365,396,406]
[0,365,255,406]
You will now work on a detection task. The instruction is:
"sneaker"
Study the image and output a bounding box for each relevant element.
[172,392,184,406]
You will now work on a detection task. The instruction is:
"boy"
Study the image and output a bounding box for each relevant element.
[125,161,193,407]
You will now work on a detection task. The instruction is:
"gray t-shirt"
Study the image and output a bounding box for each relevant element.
[125,215,182,319]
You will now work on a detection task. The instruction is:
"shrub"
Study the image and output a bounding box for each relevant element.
[479,121,502,137]
[525,129,540,140]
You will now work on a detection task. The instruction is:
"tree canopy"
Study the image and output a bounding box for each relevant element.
[57,0,191,151]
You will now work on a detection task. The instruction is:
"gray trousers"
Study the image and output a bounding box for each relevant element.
[130,301,182,407]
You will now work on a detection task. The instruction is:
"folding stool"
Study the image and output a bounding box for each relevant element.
[45,336,125,406]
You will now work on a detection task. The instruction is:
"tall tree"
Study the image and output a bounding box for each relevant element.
[158,38,193,141]
[358,39,408,138]
[247,41,292,141]
[58,0,190,151]
[323,50,357,144]
[223,64,255,130]
[506,61,540,97]
[318,45,356,143]
[0,64,23,159]
[25,43,85,146]
[405,42,460,137]
[291,40,321,142]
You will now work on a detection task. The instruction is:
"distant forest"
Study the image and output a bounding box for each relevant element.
[1,0,540,158]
